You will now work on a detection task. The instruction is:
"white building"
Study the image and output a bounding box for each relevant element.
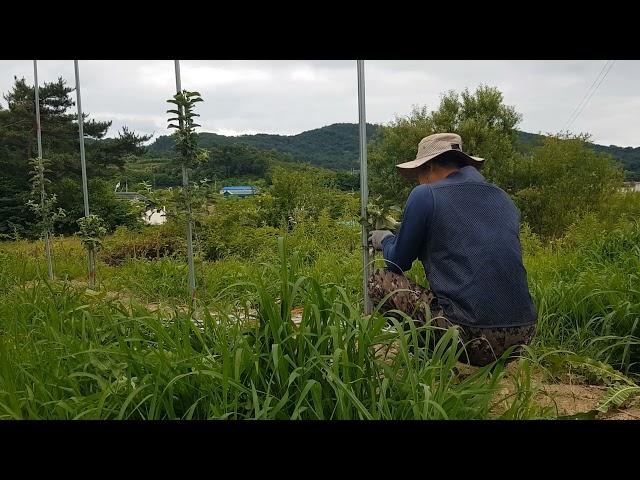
[143,207,167,225]
[115,190,166,225]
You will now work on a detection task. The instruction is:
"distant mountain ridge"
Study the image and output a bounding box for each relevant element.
[147,123,640,179]
[148,123,378,171]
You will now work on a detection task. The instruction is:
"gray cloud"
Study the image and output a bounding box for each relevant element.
[1,60,637,146]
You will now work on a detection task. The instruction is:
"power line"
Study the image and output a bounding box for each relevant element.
[569,60,615,129]
[562,60,610,131]
[563,60,616,131]
[562,60,609,130]
[567,60,615,130]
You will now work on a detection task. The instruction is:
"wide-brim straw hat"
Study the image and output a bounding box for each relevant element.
[396,133,484,180]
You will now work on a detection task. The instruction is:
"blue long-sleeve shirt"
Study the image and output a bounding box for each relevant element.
[380,166,537,328]
[381,184,434,274]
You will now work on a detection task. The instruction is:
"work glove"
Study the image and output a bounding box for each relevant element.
[368,230,393,251]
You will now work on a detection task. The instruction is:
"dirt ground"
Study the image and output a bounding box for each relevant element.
[480,361,640,420]
[374,345,640,419]
[540,383,640,419]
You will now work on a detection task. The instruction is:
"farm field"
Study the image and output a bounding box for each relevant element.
[1,212,639,420]
[2,68,640,421]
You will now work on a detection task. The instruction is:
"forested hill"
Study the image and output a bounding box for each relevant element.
[148,123,379,171]
[148,123,640,178]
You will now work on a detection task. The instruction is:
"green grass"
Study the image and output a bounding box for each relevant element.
[525,219,640,375]
[1,216,639,419]
[0,239,529,419]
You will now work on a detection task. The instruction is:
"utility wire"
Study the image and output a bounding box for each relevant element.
[562,60,610,131]
[569,60,615,129]
[563,60,616,131]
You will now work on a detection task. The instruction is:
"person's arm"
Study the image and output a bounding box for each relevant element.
[380,185,433,274]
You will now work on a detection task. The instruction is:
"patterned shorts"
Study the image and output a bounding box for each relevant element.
[367,268,535,367]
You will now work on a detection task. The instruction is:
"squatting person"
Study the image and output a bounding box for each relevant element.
[368,133,537,366]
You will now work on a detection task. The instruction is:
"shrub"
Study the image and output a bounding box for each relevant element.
[511,135,623,238]
[101,223,186,266]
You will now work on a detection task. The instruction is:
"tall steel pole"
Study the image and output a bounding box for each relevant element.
[174,60,197,300]
[357,60,371,315]
[33,60,53,280]
[74,60,96,288]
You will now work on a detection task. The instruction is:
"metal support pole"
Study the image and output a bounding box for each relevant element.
[34,60,53,281]
[174,60,197,300]
[357,60,372,315]
[74,60,96,288]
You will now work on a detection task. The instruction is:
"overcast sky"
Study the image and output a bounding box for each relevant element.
[1,60,637,147]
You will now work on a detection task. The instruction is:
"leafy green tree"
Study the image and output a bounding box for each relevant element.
[0,77,151,236]
[77,214,107,252]
[1,76,110,161]
[26,157,66,238]
[335,171,360,191]
[369,85,521,206]
[164,90,211,231]
[368,106,434,206]
[511,134,624,238]
[268,166,346,228]
[198,144,271,179]
[77,213,107,287]
[87,126,152,175]
[0,77,108,236]
[167,91,209,169]
[52,178,141,235]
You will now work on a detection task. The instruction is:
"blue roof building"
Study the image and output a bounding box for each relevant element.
[219,186,258,197]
